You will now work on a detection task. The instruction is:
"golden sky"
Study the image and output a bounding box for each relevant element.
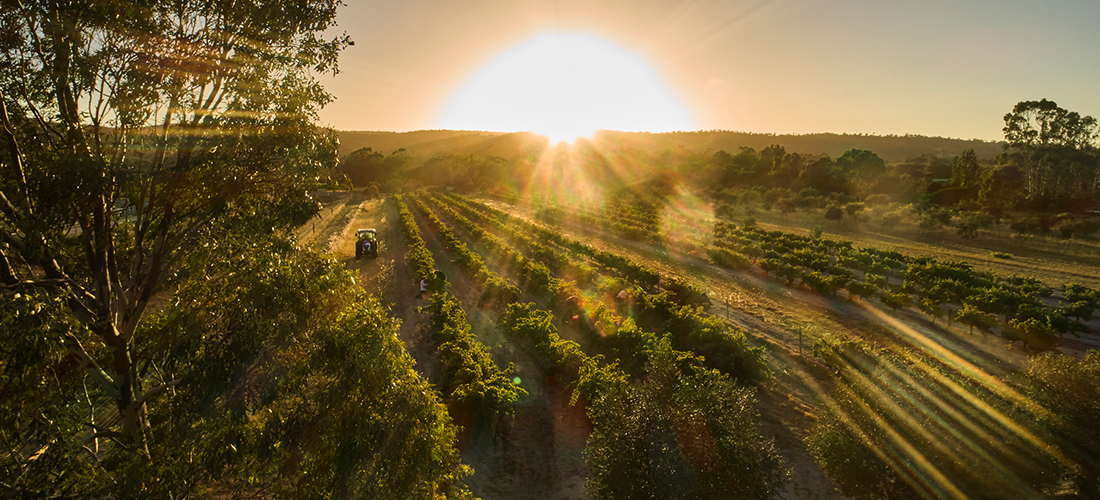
[318,0,1100,141]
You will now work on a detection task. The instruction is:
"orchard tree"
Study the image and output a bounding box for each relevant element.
[919,298,944,324]
[954,305,998,335]
[0,0,347,457]
[880,290,912,311]
[584,340,789,499]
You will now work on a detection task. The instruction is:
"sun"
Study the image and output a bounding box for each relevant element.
[438,33,693,144]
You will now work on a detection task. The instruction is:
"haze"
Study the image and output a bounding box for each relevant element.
[320,0,1100,141]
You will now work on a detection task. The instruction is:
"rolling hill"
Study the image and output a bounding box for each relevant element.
[337,129,1005,163]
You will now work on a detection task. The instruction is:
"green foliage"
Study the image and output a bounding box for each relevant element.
[949,149,983,189]
[0,292,104,493]
[955,212,995,239]
[919,298,944,323]
[809,337,1072,500]
[991,251,1013,259]
[835,149,886,179]
[880,210,904,229]
[394,195,438,281]
[340,147,413,188]
[847,281,879,301]
[1017,351,1100,495]
[0,230,475,496]
[0,0,352,482]
[500,302,588,377]
[420,292,525,417]
[864,193,892,206]
[880,290,912,311]
[412,196,520,307]
[953,304,999,334]
[584,340,788,500]
[1003,99,1100,200]
[706,245,751,270]
[1063,283,1100,306]
[633,293,767,382]
[1007,317,1058,351]
[918,207,952,231]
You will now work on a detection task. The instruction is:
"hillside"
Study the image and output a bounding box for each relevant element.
[338,129,1005,163]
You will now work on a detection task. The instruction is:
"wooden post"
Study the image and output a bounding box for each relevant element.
[799,326,803,356]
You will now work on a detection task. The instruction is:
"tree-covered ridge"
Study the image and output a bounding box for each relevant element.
[343,99,1098,218]
[336,129,1004,164]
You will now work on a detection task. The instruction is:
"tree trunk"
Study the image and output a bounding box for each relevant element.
[104,326,150,457]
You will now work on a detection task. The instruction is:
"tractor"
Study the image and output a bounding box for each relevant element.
[355,228,379,259]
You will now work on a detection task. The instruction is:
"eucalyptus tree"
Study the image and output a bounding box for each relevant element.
[1002,99,1100,199]
[0,0,348,456]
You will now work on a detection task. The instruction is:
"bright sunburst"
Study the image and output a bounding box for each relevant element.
[438,33,693,144]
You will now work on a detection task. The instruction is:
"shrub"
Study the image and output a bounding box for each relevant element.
[798,187,822,199]
[991,251,1012,259]
[864,193,891,206]
[880,210,902,229]
[1053,217,1100,239]
[955,212,994,239]
[919,207,952,231]
[707,246,752,270]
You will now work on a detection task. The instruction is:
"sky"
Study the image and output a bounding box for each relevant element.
[317,0,1100,142]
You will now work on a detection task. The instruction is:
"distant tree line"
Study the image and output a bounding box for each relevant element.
[341,99,1099,219]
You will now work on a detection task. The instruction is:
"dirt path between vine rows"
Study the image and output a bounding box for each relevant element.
[312,195,847,498]
[408,197,590,500]
[478,197,870,499]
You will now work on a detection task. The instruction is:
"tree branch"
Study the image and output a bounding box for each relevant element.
[82,430,131,450]
[0,278,69,292]
[62,333,121,400]
[0,88,32,215]
[136,378,182,405]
